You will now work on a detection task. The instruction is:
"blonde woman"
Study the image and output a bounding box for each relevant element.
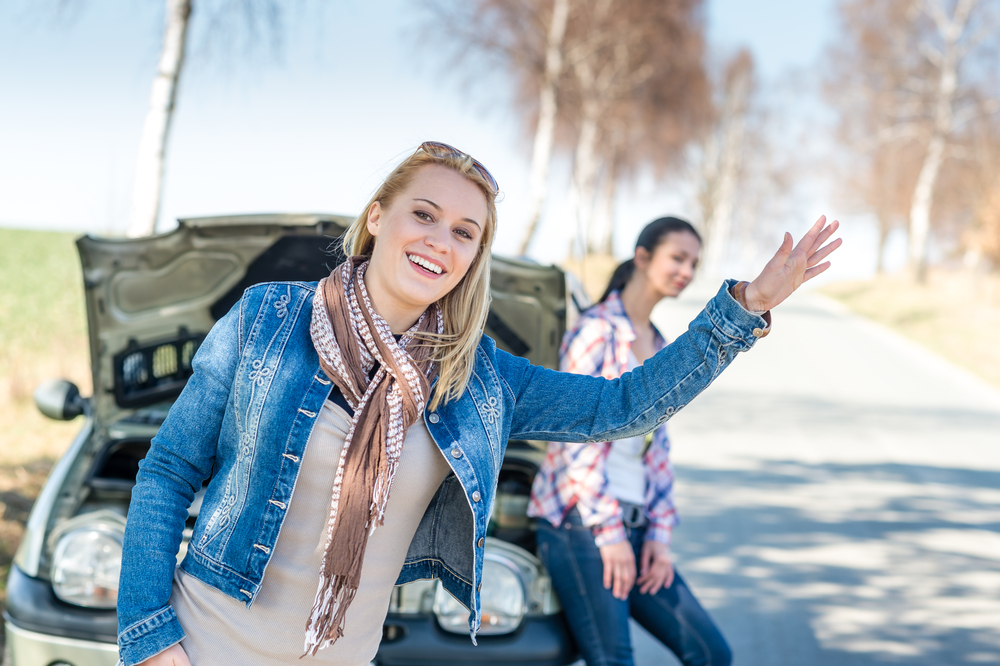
[116,142,841,666]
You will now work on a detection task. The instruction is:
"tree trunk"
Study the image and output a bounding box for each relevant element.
[908,130,947,281]
[565,103,601,260]
[518,0,570,257]
[875,214,891,275]
[590,158,618,255]
[127,0,192,238]
[906,0,970,280]
[702,65,751,278]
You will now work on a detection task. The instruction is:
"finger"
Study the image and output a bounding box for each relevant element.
[807,238,843,267]
[794,215,827,252]
[802,261,832,282]
[663,563,675,590]
[808,219,840,254]
[603,557,613,591]
[640,546,652,577]
[648,571,665,597]
[615,565,628,599]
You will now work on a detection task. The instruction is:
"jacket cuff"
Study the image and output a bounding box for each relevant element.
[117,606,186,666]
[645,522,673,546]
[707,279,770,347]
[592,518,627,547]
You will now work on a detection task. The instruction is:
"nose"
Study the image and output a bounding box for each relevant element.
[423,223,451,253]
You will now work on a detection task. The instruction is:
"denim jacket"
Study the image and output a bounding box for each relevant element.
[116,279,766,665]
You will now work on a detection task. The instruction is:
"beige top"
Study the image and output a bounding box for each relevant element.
[170,400,451,666]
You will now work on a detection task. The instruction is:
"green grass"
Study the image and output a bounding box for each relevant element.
[0,228,88,354]
[0,228,95,615]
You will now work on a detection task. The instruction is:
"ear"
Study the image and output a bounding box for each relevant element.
[634,246,652,270]
[366,201,383,237]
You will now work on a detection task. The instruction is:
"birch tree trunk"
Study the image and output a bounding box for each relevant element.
[518,0,570,256]
[126,0,192,238]
[907,0,974,281]
[590,157,618,255]
[565,102,601,259]
[701,56,752,278]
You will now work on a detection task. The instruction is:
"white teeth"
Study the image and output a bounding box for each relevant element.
[408,254,442,274]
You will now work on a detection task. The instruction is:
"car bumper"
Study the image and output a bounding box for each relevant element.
[376,613,577,666]
[4,620,118,666]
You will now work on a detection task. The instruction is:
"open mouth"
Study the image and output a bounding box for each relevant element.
[408,253,444,275]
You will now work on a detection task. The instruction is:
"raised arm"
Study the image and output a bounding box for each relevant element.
[504,217,840,441]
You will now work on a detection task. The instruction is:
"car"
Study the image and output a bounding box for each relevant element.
[3,213,588,666]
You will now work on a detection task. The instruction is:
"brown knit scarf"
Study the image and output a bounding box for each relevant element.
[304,257,442,656]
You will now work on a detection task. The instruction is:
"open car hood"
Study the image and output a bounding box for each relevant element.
[77,214,574,426]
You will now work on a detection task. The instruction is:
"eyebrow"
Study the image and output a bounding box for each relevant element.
[413,198,482,229]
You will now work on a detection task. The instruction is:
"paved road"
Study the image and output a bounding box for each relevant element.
[574,286,1000,666]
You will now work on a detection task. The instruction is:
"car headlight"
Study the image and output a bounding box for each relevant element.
[435,557,525,635]
[49,511,125,609]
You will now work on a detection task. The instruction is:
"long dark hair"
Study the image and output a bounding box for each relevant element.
[598,216,702,303]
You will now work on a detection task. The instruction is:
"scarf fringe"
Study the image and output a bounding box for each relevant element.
[303,574,359,657]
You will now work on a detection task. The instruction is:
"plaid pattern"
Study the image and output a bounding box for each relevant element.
[527,291,678,547]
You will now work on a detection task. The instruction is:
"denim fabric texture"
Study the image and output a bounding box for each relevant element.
[537,509,732,666]
[116,279,763,665]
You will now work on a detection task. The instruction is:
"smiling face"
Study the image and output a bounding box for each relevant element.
[636,230,702,298]
[364,164,488,332]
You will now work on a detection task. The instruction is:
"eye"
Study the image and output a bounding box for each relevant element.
[454,227,475,240]
[414,210,433,222]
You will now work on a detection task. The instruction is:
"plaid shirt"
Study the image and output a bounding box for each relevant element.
[527,291,678,547]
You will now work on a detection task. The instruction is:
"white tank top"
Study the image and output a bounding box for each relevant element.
[604,351,648,505]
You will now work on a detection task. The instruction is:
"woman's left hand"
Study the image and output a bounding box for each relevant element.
[744,216,842,312]
[637,540,674,595]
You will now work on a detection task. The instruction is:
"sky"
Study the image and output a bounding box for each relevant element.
[1,0,880,278]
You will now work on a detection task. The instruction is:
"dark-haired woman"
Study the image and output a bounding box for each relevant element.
[529,217,733,666]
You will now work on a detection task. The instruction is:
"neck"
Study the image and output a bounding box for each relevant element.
[617,277,661,329]
[362,268,424,334]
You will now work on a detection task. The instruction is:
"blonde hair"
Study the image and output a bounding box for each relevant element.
[341,148,498,410]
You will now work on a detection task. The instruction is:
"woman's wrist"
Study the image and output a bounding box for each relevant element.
[739,280,769,313]
[729,281,772,338]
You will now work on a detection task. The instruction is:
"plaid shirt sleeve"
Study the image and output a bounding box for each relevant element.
[526,312,629,547]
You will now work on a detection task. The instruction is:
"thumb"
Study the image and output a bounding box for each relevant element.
[778,231,793,257]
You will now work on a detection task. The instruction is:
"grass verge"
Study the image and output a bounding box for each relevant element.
[820,270,1000,391]
[0,228,91,610]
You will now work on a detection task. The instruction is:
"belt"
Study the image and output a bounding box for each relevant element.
[619,501,649,529]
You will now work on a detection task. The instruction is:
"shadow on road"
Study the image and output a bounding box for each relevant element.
[667,461,1000,665]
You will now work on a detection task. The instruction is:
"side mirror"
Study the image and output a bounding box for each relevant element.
[34,379,87,421]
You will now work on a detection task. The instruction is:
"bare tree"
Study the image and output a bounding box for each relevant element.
[697,50,754,277]
[127,0,192,238]
[560,0,709,257]
[520,0,571,256]
[907,0,999,280]
[828,0,1000,280]
[422,0,708,259]
[122,0,288,238]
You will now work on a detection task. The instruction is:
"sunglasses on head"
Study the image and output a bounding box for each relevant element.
[418,141,499,194]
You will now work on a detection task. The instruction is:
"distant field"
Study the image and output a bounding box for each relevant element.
[821,270,1000,391]
[0,227,92,600]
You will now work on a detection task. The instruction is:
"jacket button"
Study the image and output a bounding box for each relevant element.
[472,491,481,502]
[451,447,462,459]
[428,413,440,424]
[752,328,764,338]
[477,537,485,548]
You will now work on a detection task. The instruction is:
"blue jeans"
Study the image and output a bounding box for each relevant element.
[537,510,732,666]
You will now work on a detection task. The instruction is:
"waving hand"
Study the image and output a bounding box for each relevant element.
[743,216,842,312]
